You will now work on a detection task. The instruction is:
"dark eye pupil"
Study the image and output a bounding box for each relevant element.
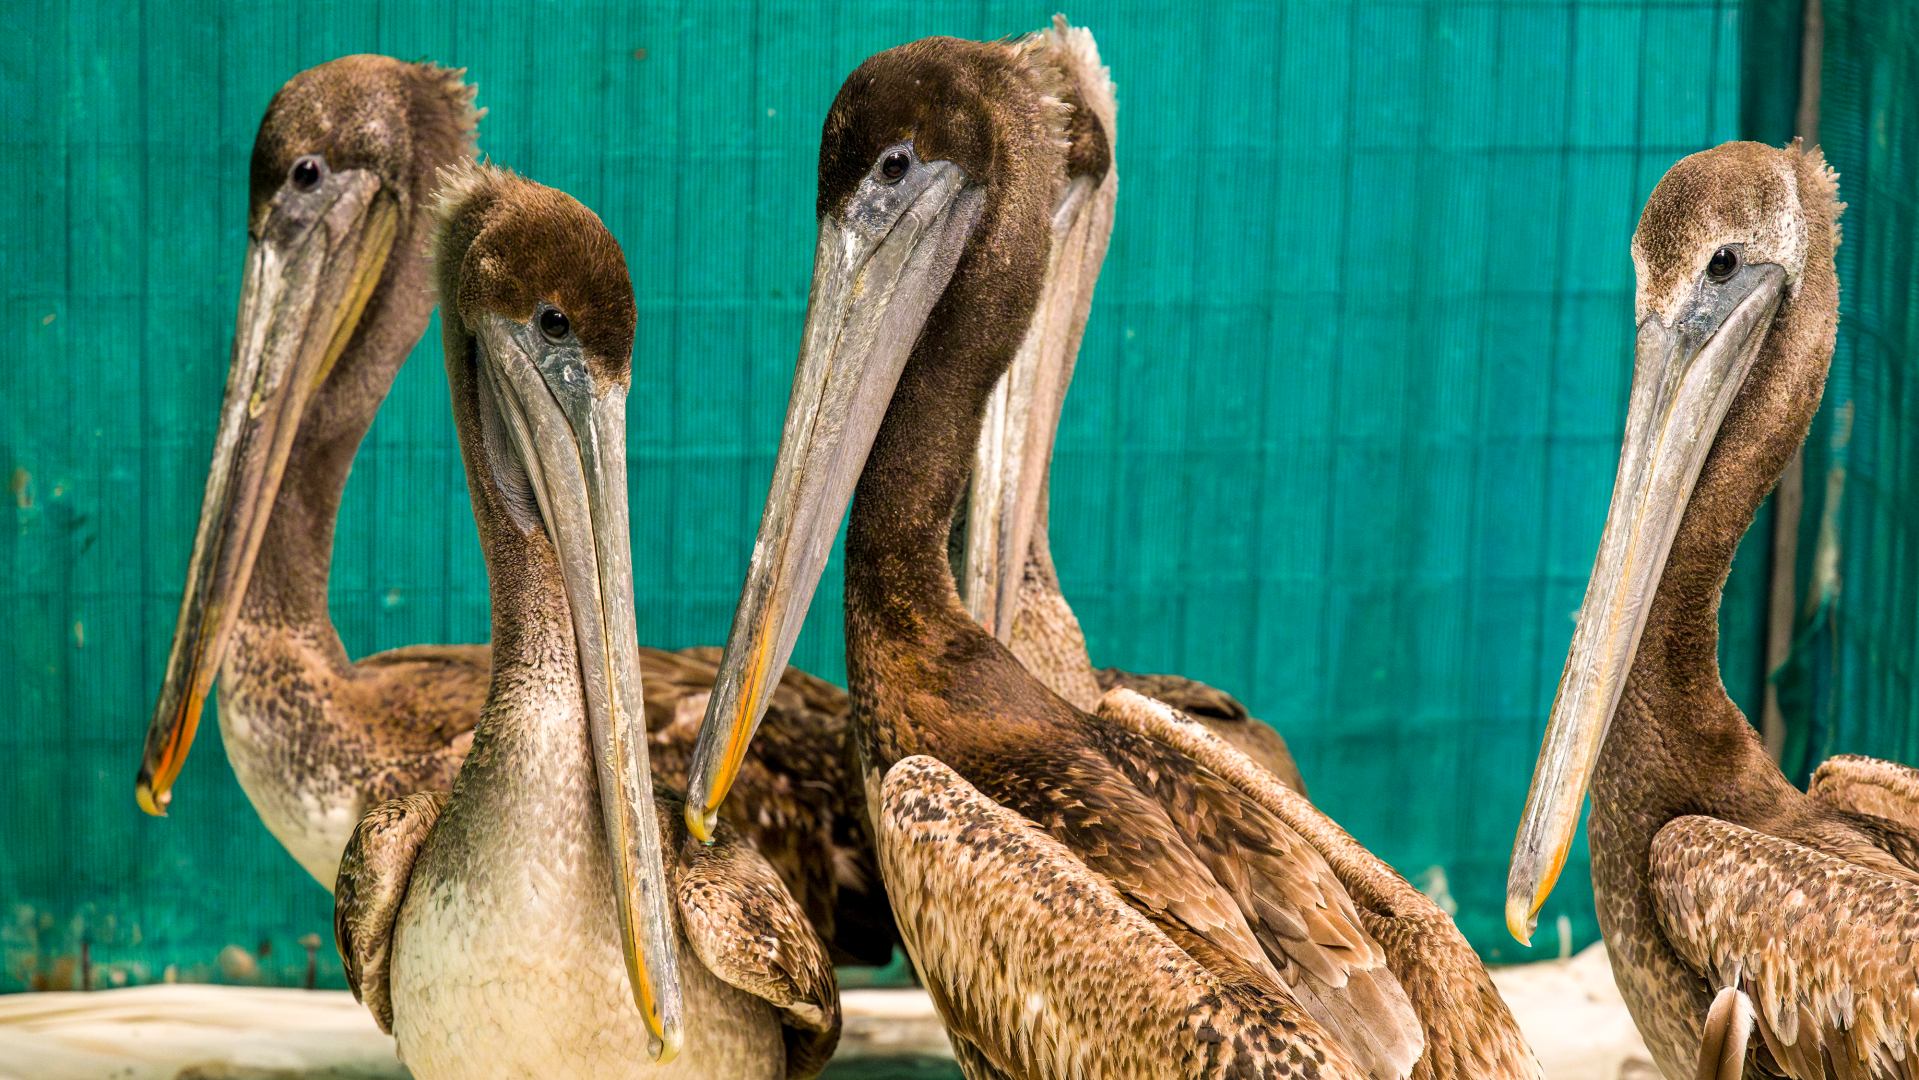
[1707,247,1738,280]
[880,150,910,183]
[290,156,323,191]
[539,308,571,341]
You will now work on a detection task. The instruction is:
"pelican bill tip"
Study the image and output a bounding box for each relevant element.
[134,776,170,818]
[683,799,719,846]
[1504,895,1538,947]
[648,1026,683,1064]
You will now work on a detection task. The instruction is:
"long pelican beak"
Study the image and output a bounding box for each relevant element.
[136,173,396,816]
[472,314,682,1061]
[1506,257,1786,944]
[684,159,983,840]
[960,170,1112,639]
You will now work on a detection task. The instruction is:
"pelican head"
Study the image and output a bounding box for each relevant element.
[684,33,1075,840]
[1507,141,1843,944]
[431,163,682,1061]
[136,56,478,816]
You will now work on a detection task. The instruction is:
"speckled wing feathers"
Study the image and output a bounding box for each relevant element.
[1083,694,1425,1079]
[1812,756,1919,837]
[675,818,842,1080]
[1649,815,1919,1079]
[334,790,448,1034]
[340,643,489,809]
[1092,688,1537,1080]
[1094,668,1308,795]
[640,644,893,966]
[877,754,1366,1080]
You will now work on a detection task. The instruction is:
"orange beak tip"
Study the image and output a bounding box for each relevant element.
[1504,887,1547,947]
[1505,908,1534,947]
[683,801,718,845]
[135,779,171,818]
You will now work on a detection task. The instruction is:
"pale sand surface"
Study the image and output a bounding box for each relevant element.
[0,946,1655,1080]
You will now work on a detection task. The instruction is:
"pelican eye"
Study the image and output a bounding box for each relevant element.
[290,155,325,192]
[879,148,911,184]
[1706,246,1738,283]
[538,306,571,343]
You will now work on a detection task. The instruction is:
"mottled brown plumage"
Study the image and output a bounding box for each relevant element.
[1509,142,1919,1079]
[136,56,890,967]
[693,26,1531,1080]
[877,754,1361,1079]
[335,165,837,1077]
[1094,691,1534,1080]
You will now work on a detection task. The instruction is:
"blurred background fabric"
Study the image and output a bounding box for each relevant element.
[0,0,1909,992]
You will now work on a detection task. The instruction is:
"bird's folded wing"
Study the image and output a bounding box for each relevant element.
[875,753,1365,1080]
[1096,668,1250,721]
[1094,687,1537,1079]
[674,823,841,1080]
[348,647,488,788]
[1649,815,1919,1080]
[1088,690,1424,1080]
[1093,671,1307,794]
[1810,755,1919,833]
[333,790,448,1035]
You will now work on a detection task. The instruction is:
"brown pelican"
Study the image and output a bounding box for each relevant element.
[131,56,890,964]
[957,17,1303,792]
[332,163,838,1078]
[685,28,1534,1079]
[1507,141,1919,1079]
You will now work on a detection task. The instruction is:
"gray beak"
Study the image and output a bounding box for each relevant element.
[474,315,683,1061]
[684,158,982,840]
[960,169,1114,640]
[138,172,394,817]
[1507,258,1786,944]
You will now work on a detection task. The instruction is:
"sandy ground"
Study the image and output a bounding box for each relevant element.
[0,946,1655,1079]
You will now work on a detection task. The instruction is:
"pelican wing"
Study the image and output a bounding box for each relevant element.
[333,790,448,1034]
[641,644,895,967]
[1094,688,1538,1080]
[1649,815,1919,1079]
[1080,695,1424,1079]
[875,753,1366,1080]
[674,814,841,1080]
[1094,670,1306,794]
[1811,755,1919,839]
[348,645,489,804]
[1096,669,1250,721]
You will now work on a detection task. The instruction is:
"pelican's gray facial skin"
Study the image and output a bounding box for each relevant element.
[960,171,1109,639]
[1507,243,1787,944]
[470,309,684,1059]
[137,159,396,816]
[685,147,984,839]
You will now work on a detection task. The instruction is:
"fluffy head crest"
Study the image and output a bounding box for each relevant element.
[1036,16,1117,180]
[249,56,480,227]
[1631,139,1845,321]
[429,162,635,375]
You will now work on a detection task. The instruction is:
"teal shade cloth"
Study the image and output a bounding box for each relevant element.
[0,0,1851,993]
[1776,0,1919,783]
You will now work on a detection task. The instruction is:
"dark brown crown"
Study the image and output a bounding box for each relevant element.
[248,55,480,230]
[431,163,636,378]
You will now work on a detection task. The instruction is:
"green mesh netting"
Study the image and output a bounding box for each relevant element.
[0,0,1826,992]
[1778,0,1919,779]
